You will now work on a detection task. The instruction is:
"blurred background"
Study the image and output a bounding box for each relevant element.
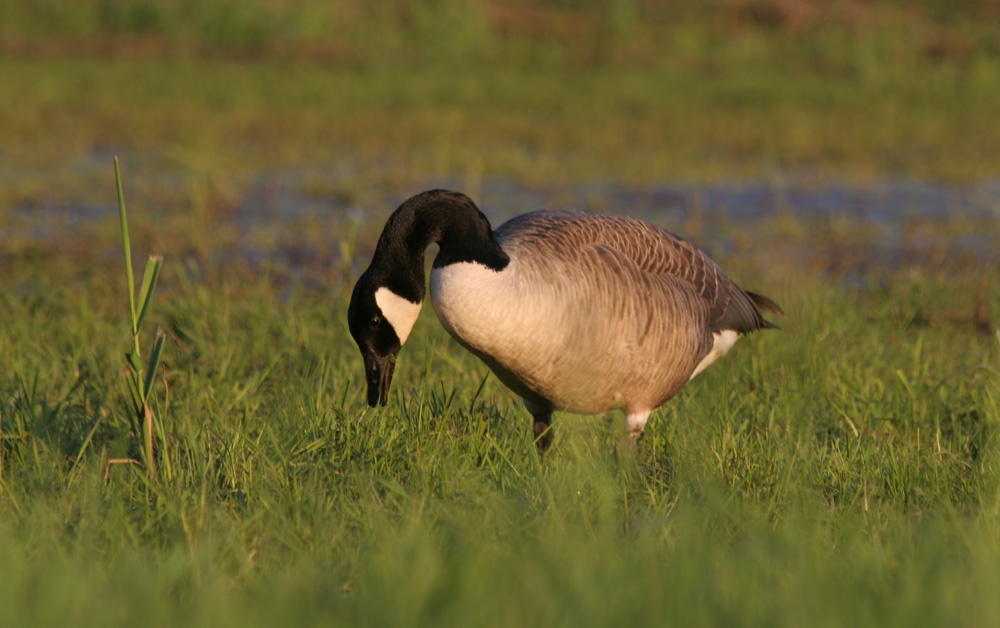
[1,0,998,301]
[3,6,1000,624]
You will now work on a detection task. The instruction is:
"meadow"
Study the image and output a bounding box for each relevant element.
[2,1,1000,626]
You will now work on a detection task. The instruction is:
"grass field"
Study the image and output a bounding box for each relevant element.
[2,1,1000,626]
[2,172,998,626]
[3,0,1000,182]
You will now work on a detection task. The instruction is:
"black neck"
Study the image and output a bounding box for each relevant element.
[368,190,510,303]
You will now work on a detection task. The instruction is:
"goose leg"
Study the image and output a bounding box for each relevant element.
[523,398,554,451]
[625,410,652,447]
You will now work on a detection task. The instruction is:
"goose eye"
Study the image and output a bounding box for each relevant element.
[369,315,381,329]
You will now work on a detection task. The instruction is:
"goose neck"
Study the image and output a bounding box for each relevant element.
[370,190,509,301]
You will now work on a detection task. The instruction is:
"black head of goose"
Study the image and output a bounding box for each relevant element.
[348,189,783,449]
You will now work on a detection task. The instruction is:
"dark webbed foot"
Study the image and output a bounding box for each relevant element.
[533,419,554,451]
[524,398,554,451]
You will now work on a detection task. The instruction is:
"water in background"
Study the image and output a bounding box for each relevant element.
[5,164,999,283]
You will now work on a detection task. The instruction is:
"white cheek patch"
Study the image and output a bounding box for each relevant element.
[374,287,423,344]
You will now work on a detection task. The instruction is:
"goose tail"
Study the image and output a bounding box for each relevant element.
[747,291,784,329]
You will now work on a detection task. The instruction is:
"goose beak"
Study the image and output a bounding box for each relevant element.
[363,352,396,407]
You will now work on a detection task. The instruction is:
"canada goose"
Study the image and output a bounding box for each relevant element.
[348,189,782,449]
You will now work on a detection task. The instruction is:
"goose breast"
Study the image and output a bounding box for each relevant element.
[430,211,719,414]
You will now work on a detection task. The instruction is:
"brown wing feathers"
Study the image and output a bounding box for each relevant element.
[497,211,781,335]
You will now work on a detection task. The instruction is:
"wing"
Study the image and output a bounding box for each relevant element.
[496,210,781,335]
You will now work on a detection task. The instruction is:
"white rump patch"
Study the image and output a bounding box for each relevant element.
[374,287,423,344]
[689,329,740,380]
[626,410,652,437]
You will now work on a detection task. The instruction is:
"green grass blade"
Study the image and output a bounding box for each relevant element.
[65,408,108,491]
[125,375,143,426]
[143,330,165,400]
[126,349,142,373]
[136,256,163,332]
[114,157,137,333]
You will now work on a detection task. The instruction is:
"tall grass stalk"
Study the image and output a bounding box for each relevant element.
[114,157,166,480]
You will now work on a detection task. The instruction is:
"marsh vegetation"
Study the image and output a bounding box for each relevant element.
[1,2,999,626]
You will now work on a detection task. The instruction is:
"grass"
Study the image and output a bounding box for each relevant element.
[3,1,1000,183]
[2,2,1000,624]
[114,157,166,479]
[1,161,998,624]
[3,50,999,182]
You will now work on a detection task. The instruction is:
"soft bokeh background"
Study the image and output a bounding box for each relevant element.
[3,0,999,284]
[1,2,999,627]
[3,0,1000,179]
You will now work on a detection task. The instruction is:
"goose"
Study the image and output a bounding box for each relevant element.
[347,189,782,449]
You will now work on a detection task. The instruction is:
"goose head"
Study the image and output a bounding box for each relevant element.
[347,190,509,407]
[347,271,423,407]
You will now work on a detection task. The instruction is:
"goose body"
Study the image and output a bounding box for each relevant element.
[348,190,782,448]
